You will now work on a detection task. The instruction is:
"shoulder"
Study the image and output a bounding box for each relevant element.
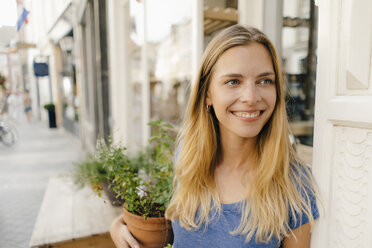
[290,161,314,190]
[288,162,319,230]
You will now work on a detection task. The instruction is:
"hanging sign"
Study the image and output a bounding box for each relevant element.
[33,62,49,77]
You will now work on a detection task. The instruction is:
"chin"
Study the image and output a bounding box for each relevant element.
[237,130,262,139]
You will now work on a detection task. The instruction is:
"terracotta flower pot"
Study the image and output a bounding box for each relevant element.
[122,207,173,248]
[101,180,125,206]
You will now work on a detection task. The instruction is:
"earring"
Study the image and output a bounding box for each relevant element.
[206,105,211,112]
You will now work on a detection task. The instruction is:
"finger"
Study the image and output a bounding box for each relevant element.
[123,226,140,248]
[110,229,129,248]
[110,215,130,248]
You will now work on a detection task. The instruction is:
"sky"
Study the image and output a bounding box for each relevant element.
[0,0,17,28]
[131,0,191,43]
[146,0,191,42]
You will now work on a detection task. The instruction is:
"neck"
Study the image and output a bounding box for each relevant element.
[218,132,257,171]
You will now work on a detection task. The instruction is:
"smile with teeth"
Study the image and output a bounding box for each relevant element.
[232,111,261,118]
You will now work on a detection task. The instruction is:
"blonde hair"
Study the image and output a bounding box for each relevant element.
[165,25,317,243]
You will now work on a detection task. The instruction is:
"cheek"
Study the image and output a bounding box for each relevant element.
[208,87,226,106]
[269,86,277,102]
[271,93,277,110]
[212,92,235,113]
[264,88,277,113]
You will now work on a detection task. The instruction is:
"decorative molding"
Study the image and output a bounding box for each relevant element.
[332,126,371,247]
[338,0,372,95]
[346,70,368,90]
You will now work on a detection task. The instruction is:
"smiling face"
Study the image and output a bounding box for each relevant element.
[206,43,277,142]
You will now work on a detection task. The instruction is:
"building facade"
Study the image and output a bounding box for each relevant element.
[18,1,372,246]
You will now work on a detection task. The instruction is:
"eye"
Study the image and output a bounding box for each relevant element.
[258,78,274,85]
[225,79,239,86]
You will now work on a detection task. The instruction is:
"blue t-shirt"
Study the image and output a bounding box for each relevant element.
[172,186,319,248]
[172,146,318,247]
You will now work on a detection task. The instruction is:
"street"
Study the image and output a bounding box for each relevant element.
[0,118,83,248]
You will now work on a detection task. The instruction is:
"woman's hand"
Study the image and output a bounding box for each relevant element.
[110,214,140,248]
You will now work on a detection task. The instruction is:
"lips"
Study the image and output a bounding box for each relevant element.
[231,111,261,118]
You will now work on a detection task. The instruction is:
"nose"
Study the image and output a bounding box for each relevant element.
[240,83,262,104]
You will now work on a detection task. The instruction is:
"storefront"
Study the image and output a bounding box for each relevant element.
[76,0,110,151]
[47,2,80,135]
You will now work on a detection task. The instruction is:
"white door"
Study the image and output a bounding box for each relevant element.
[311,0,372,247]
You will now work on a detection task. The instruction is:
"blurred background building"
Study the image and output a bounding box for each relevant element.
[2,1,372,247]
[3,0,317,154]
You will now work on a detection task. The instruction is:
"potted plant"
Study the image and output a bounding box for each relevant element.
[0,73,6,91]
[94,136,133,206]
[72,153,108,194]
[43,103,56,128]
[73,120,175,247]
[110,120,175,248]
[72,137,128,206]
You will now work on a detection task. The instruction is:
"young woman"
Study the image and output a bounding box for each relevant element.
[110,25,319,248]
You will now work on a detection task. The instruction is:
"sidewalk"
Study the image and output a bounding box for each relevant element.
[0,119,84,248]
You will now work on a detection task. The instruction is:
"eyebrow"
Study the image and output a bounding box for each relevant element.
[220,71,275,78]
[257,71,275,77]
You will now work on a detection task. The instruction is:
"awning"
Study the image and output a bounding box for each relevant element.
[204,7,238,35]
[48,1,74,43]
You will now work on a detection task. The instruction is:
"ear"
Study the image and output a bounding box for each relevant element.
[205,90,212,106]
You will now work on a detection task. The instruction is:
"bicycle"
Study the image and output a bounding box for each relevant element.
[0,120,17,146]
